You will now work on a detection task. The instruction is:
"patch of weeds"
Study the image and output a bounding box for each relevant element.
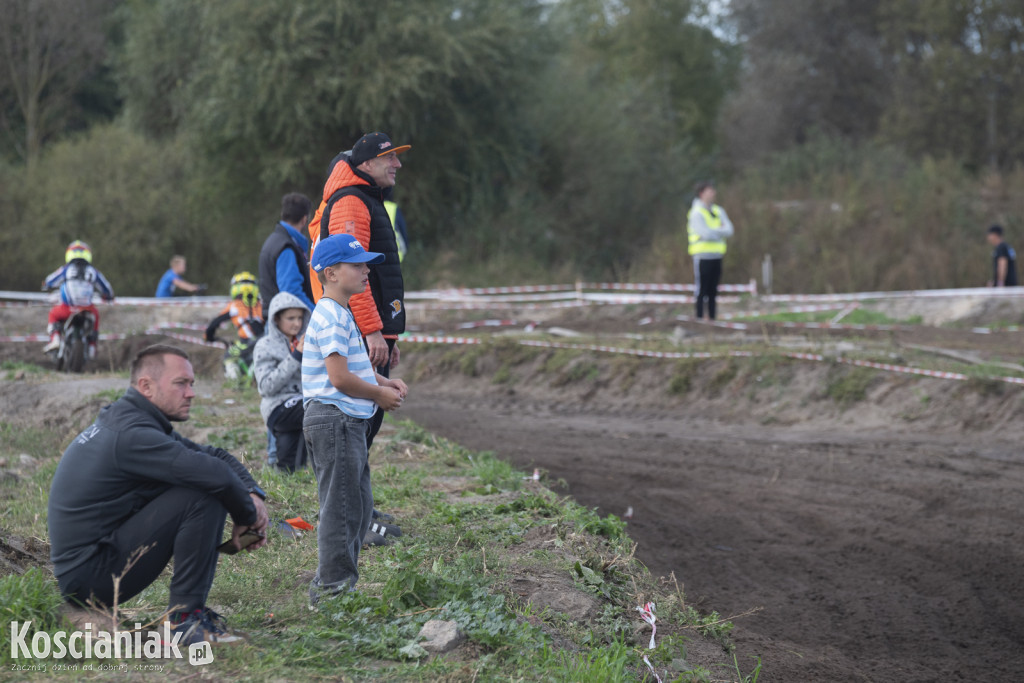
[0,569,67,664]
[536,637,633,680]
[565,360,600,383]
[678,605,734,642]
[492,364,514,384]
[707,360,739,394]
[2,361,46,378]
[825,367,875,404]
[543,349,577,374]
[0,422,66,459]
[207,426,258,452]
[468,451,523,490]
[669,360,698,395]
[965,375,1006,397]
[457,345,489,377]
[495,493,561,517]
[731,652,764,682]
[392,419,437,445]
[565,505,628,541]
[91,388,125,404]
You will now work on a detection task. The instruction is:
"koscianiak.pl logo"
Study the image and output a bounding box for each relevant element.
[9,621,214,672]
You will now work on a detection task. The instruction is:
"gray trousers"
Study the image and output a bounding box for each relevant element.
[303,401,373,599]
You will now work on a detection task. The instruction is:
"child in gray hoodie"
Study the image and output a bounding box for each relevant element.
[253,291,311,472]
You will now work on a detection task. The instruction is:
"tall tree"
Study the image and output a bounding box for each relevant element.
[720,0,890,164]
[0,0,115,166]
[880,0,1024,169]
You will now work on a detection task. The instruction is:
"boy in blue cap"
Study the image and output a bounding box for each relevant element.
[302,234,408,602]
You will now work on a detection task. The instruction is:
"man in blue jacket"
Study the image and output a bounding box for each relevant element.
[259,193,316,311]
[48,345,269,645]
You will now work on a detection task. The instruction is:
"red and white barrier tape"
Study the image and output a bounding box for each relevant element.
[636,602,662,683]
[402,337,1024,385]
[763,285,1024,303]
[408,281,758,298]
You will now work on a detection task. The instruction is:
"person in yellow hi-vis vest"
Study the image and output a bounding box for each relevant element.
[687,181,734,320]
[383,200,408,262]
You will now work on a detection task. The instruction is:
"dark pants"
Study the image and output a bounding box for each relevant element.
[269,397,306,472]
[366,337,396,451]
[304,401,372,598]
[56,487,227,613]
[695,258,723,320]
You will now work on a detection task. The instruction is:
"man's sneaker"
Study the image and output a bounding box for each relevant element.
[371,509,394,522]
[171,607,245,646]
[363,529,392,547]
[369,520,402,538]
[42,338,59,353]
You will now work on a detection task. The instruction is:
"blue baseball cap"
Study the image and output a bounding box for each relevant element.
[312,235,385,272]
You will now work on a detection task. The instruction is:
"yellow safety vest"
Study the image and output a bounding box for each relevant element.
[687,204,727,256]
[384,200,407,263]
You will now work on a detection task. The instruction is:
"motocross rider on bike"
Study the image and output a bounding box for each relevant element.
[42,240,114,359]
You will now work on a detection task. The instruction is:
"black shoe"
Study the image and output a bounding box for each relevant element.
[363,529,392,547]
[170,607,245,645]
[371,509,394,522]
[369,520,402,538]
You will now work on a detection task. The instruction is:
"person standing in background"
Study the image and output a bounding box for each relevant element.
[987,224,1019,287]
[383,199,409,262]
[259,193,316,311]
[687,181,734,320]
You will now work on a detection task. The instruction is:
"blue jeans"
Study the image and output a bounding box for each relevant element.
[303,401,372,600]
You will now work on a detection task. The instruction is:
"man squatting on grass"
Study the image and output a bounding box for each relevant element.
[302,235,408,603]
[48,344,269,645]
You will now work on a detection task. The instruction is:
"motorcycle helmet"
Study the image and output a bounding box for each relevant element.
[230,271,259,307]
[65,240,92,263]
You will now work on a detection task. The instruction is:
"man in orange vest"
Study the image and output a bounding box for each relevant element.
[308,133,410,543]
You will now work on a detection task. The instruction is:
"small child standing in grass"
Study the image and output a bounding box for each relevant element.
[302,235,408,602]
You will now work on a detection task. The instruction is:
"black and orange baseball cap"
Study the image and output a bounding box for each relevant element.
[349,132,411,166]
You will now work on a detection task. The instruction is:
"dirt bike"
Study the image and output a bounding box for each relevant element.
[49,308,96,373]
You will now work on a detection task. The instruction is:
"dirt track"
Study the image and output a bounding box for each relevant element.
[403,369,1024,682]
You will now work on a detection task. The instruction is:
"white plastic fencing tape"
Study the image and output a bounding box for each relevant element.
[0,291,229,307]
[636,602,662,683]
[407,281,758,298]
[762,285,1024,303]
[456,319,519,330]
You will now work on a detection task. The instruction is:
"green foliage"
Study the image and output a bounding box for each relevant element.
[669,360,698,395]
[0,569,67,664]
[468,452,523,490]
[540,637,634,680]
[825,367,876,404]
[0,123,230,294]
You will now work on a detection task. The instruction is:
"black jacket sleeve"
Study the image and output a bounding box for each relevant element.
[205,312,231,341]
[114,427,258,525]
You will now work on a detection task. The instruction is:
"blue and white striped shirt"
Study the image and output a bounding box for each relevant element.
[302,297,378,419]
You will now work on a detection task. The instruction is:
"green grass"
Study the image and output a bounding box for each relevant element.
[736,309,922,326]
[0,379,743,680]
[825,367,876,404]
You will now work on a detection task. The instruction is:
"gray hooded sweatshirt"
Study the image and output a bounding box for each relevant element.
[253,291,311,426]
